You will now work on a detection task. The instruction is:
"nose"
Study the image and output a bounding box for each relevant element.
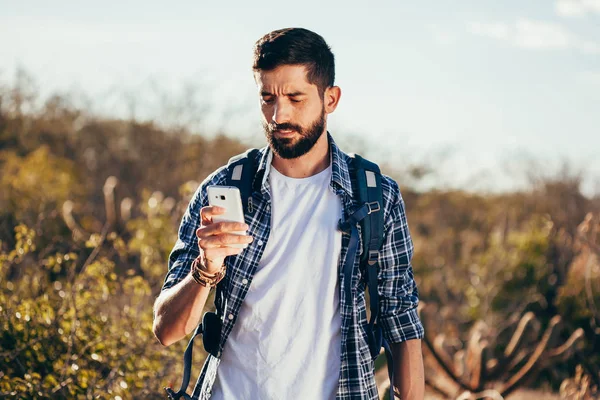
[272,99,291,125]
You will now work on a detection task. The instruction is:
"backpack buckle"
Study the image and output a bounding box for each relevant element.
[366,201,380,214]
[164,387,176,399]
[368,250,379,266]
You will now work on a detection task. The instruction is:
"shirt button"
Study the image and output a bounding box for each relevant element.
[257,240,264,246]
[228,314,234,320]
[242,279,249,285]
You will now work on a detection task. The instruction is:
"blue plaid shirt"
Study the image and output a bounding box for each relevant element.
[162,133,424,399]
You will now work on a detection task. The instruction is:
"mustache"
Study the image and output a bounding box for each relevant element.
[266,122,303,134]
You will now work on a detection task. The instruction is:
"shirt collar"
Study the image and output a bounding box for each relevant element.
[254,132,353,197]
[328,132,353,196]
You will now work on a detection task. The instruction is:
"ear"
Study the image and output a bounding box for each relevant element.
[324,86,341,114]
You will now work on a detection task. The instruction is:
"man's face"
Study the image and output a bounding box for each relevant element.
[256,65,326,159]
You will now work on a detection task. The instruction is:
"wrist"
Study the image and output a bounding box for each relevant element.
[190,257,226,288]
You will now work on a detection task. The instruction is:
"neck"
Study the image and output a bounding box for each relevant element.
[271,130,330,178]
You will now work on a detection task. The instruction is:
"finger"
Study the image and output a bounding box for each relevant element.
[196,221,249,238]
[205,246,246,259]
[198,233,253,249]
[199,206,226,225]
[198,234,253,249]
[204,221,249,236]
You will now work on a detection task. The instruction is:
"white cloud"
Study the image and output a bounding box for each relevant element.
[555,0,600,17]
[579,40,600,54]
[427,24,459,45]
[468,22,510,40]
[513,19,571,49]
[468,18,599,54]
[579,70,600,84]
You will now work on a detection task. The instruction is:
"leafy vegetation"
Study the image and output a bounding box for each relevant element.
[1,75,598,398]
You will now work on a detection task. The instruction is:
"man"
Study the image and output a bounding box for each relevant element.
[153,28,424,400]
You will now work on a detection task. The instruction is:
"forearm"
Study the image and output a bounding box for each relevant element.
[152,273,212,346]
[391,339,424,400]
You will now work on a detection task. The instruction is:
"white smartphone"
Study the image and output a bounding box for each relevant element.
[207,185,248,249]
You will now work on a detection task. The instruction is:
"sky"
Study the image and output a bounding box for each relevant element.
[1,0,599,195]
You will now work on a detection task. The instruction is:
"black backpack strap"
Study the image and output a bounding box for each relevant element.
[345,153,393,399]
[164,312,223,399]
[352,154,384,265]
[225,148,260,214]
[165,149,260,399]
[218,148,261,332]
[164,323,203,400]
[351,154,385,346]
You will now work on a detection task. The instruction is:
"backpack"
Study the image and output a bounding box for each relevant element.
[165,149,395,400]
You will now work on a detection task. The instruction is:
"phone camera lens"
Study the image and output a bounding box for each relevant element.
[220,195,226,200]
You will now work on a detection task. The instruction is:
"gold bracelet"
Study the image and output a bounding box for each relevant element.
[191,257,226,288]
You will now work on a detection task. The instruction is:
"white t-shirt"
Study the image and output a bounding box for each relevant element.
[211,162,343,400]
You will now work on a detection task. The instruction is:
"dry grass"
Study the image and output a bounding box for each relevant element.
[423,388,560,400]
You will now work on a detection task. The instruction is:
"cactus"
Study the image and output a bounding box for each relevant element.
[420,307,584,399]
[62,176,125,241]
[560,365,599,400]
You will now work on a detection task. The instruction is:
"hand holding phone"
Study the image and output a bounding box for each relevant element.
[195,186,253,274]
[207,186,248,246]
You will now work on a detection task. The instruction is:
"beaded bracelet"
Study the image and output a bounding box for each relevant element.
[191,257,226,288]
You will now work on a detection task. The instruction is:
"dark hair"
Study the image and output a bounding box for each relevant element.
[253,28,335,95]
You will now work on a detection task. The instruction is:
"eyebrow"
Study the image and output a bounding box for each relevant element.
[260,91,306,97]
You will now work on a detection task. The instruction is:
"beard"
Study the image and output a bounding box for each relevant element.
[262,107,326,159]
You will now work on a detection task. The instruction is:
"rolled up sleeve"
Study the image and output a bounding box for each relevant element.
[377,180,424,343]
[161,168,227,292]
[161,184,204,292]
